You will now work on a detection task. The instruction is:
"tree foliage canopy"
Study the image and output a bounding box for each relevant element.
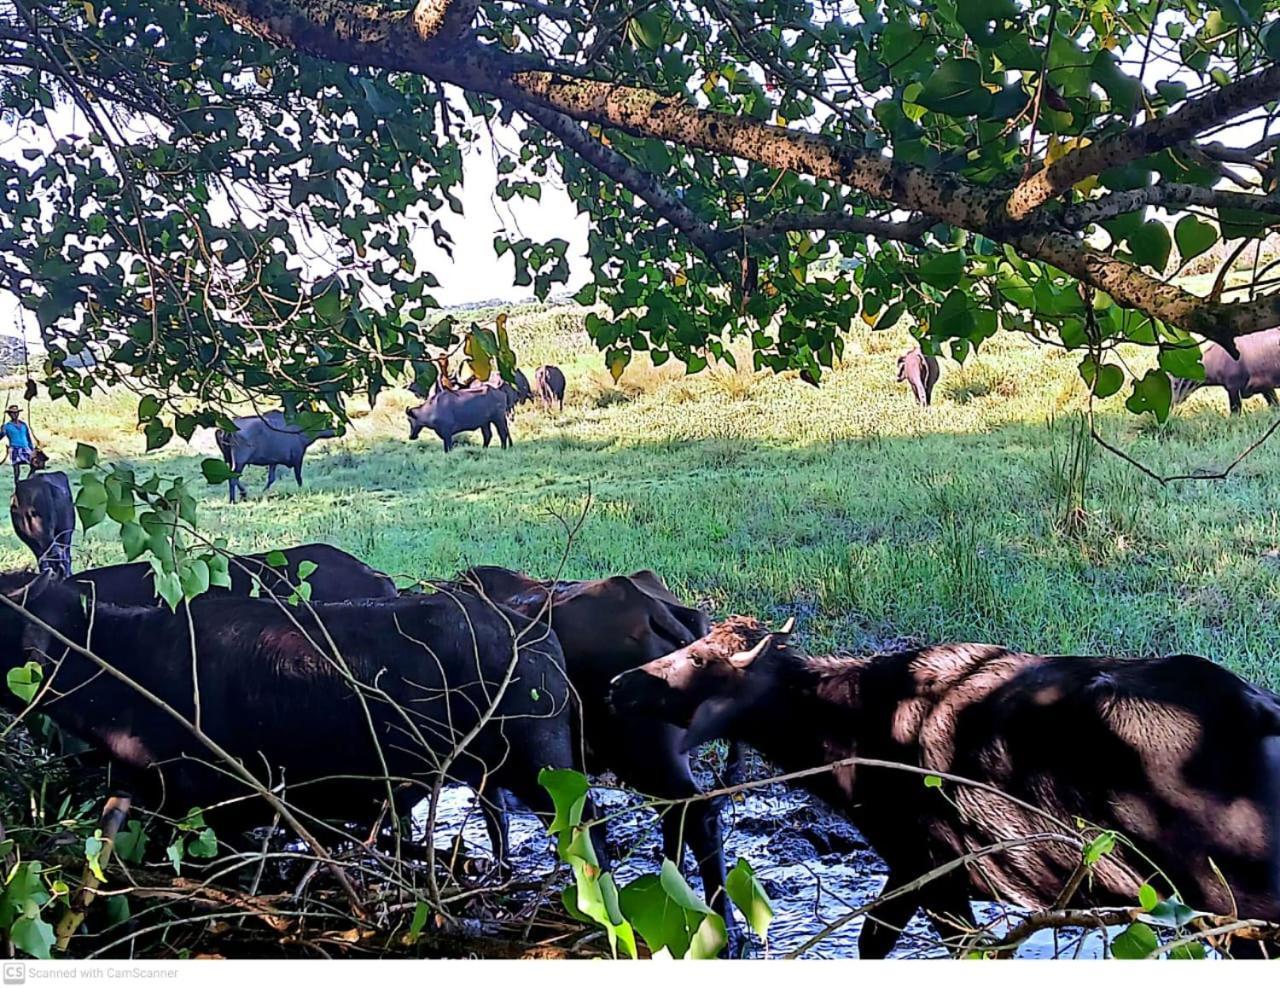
[5,0,1280,433]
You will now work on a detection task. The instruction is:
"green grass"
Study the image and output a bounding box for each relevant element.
[7,306,1280,687]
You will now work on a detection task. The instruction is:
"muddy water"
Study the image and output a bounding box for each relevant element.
[426,772,1108,959]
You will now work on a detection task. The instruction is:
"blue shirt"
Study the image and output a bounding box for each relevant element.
[3,421,32,448]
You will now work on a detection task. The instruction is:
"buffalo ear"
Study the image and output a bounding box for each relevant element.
[680,696,743,752]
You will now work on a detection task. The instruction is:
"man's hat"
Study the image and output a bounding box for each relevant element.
[6,405,19,413]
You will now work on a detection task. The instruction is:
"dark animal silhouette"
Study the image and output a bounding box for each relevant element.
[896,347,940,406]
[406,386,511,451]
[1172,329,1280,415]
[611,618,1280,958]
[215,411,336,503]
[0,570,599,868]
[457,566,740,927]
[10,471,74,578]
[71,543,396,607]
[535,365,567,411]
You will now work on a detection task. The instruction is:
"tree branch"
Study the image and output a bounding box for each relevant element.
[714,211,931,251]
[1006,60,1280,220]
[1060,183,1280,228]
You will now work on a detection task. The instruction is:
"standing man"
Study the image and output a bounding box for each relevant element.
[3,404,38,484]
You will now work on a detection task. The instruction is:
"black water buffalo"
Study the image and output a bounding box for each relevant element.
[1172,329,1280,415]
[215,411,336,503]
[896,347,939,407]
[456,566,740,928]
[612,619,1280,958]
[535,365,566,411]
[406,386,511,451]
[0,569,598,866]
[71,543,396,607]
[10,471,74,578]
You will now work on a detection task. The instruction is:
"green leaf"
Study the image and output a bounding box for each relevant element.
[179,557,211,600]
[917,251,966,290]
[137,395,162,421]
[1219,206,1275,240]
[6,661,43,704]
[1148,896,1197,928]
[207,553,232,590]
[1159,343,1204,381]
[1174,216,1217,262]
[1111,921,1158,959]
[187,827,218,858]
[296,560,317,581]
[201,457,236,484]
[1129,221,1172,272]
[166,840,184,875]
[265,549,287,568]
[1125,370,1173,423]
[1082,830,1117,866]
[1080,359,1124,399]
[11,914,54,959]
[154,570,183,611]
[539,768,589,836]
[1138,883,1159,912]
[74,443,99,469]
[114,820,149,864]
[923,774,943,789]
[406,900,430,944]
[143,419,173,452]
[75,476,109,530]
[915,59,991,117]
[725,859,774,940]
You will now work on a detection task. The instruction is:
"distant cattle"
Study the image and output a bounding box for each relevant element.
[897,347,940,407]
[406,386,511,452]
[215,411,336,503]
[535,365,566,411]
[611,619,1280,958]
[71,543,396,607]
[10,471,74,578]
[1172,329,1280,415]
[457,566,740,927]
[0,570,600,869]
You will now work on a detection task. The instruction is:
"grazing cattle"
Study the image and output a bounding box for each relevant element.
[71,543,396,607]
[896,347,940,407]
[406,386,511,452]
[611,619,1280,958]
[0,570,600,867]
[535,365,566,412]
[215,411,336,503]
[457,566,740,928]
[10,471,74,579]
[1172,329,1280,415]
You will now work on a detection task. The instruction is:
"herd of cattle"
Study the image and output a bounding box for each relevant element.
[1,496,1279,955]
[5,340,1280,957]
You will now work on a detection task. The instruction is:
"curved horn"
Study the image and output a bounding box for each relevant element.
[778,616,796,636]
[730,634,773,669]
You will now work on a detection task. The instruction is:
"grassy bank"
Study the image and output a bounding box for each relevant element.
[6,307,1280,687]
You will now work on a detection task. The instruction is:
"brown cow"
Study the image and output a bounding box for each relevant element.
[611,618,1280,958]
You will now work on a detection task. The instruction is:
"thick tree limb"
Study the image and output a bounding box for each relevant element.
[1006,61,1280,220]
[714,211,931,251]
[1060,183,1280,228]
[181,0,1280,340]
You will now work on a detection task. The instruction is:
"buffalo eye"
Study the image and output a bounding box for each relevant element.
[689,653,706,669]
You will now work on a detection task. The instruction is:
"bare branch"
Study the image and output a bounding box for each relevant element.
[1061,183,1280,228]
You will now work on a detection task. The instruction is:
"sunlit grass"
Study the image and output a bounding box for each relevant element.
[5,305,1280,687]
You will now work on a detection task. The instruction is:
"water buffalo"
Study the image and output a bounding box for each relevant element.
[215,411,336,503]
[70,543,396,607]
[10,471,74,578]
[535,365,566,411]
[897,347,939,407]
[611,619,1280,958]
[456,566,740,929]
[0,570,601,868]
[1172,329,1280,415]
[406,386,511,451]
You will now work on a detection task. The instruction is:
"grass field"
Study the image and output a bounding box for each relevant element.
[7,304,1280,689]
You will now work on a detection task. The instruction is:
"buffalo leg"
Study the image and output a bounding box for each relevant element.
[494,416,511,449]
[264,463,278,493]
[1229,391,1243,415]
[859,870,924,959]
[480,423,493,447]
[293,460,303,487]
[476,786,510,876]
[1266,390,1279,408]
